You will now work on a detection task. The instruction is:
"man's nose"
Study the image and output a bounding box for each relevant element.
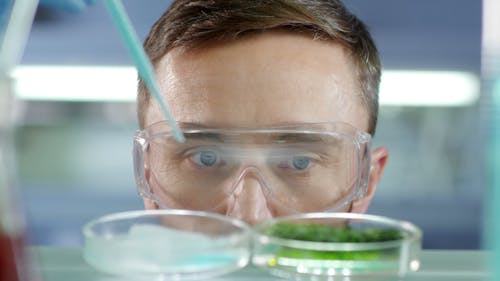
[226,167,273,225]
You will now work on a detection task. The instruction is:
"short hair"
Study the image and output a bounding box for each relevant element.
[138,0,381,135]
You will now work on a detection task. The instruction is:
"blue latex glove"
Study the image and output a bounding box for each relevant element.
[0,1,13,29]
[39,0,98,13]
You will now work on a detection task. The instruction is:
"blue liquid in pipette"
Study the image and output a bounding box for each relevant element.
[103,0,184,143]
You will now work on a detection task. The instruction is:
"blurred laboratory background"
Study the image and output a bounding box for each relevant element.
[13,0,484,249]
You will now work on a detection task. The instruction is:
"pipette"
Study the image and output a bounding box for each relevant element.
[103,0,185,143]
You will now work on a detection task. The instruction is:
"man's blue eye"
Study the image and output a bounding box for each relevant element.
[199,151,217,166]
[292,156,310,170]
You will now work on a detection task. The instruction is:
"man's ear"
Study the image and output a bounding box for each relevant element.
[351,146,389,213]
[143,197,159,209]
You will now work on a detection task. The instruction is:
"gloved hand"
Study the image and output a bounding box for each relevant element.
[39,0,98,13]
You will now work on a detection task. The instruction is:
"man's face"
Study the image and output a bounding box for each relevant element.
[143,31,382,224]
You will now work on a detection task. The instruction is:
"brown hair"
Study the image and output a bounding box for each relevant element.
[138,0,381,135]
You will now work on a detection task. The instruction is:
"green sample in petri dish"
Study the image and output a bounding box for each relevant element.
[252,213,422,280]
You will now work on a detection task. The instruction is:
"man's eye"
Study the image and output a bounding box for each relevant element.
[276,156,313,171]
[292,156,311,170]
[190,150,220,167]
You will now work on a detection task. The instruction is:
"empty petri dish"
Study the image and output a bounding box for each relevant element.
[82,209,252,280]
[252,212,422,281]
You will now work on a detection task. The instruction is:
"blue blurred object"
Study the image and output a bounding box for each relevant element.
[0,0,14,37]
[39,0,97,13]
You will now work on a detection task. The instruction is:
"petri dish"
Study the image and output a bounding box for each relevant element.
[82,209,252,280]
[252,212,422,281]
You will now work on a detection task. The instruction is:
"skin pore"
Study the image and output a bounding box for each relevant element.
[143,31,388,224]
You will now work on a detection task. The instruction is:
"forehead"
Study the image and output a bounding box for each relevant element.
[147,31,368,131]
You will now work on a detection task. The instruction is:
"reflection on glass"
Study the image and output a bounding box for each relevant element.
[0,0,39,280]
[483,0,500,278]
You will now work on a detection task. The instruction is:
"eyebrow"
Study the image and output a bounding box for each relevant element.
[174,123,342,144]
[272,133,327,143]
[182,131,224,142]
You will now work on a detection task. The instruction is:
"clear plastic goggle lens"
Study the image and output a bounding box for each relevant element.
[134,122,371,218]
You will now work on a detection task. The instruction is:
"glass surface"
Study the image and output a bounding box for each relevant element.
[0,76,23,281]
[252,212,422,280]
[82,209,252,280]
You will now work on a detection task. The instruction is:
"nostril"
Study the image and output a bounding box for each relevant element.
[231,208,272,226]
[244,216,265,226]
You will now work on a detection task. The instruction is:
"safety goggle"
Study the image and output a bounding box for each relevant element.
[133,122,371,222]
